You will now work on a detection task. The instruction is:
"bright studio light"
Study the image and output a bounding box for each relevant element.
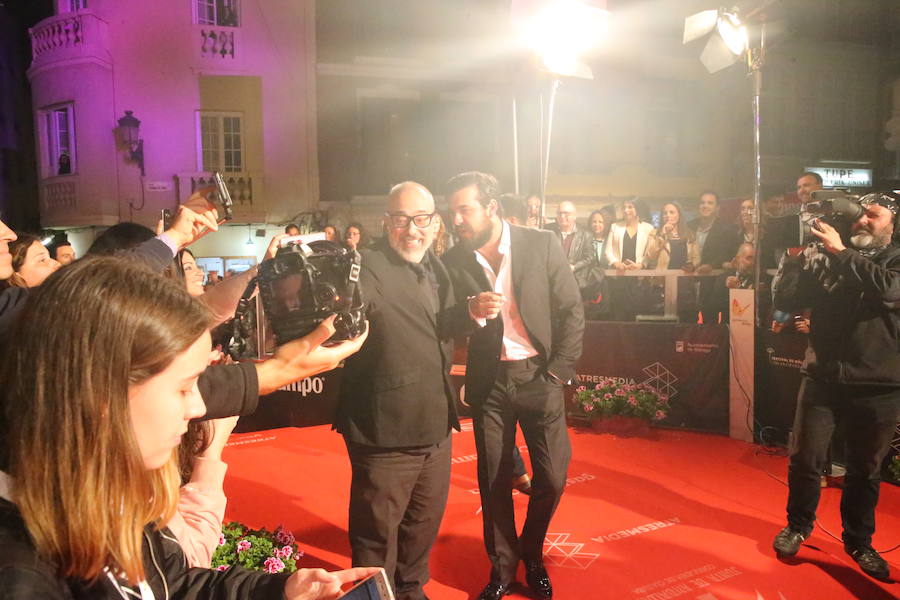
[514,0,608,78]
[683,7,748,74]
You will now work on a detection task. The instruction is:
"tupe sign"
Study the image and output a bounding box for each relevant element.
[805,166,872,188]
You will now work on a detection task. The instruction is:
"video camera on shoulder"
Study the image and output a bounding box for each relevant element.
[766,190,864,248]
[228,236,365,359]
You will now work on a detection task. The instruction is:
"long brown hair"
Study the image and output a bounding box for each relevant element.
[7,233,40,288]
[1,256,212,584]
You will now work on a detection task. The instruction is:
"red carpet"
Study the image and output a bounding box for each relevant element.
[222,422,900,599]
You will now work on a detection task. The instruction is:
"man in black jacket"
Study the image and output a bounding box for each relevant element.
[545,200,600,299]
[335,181,469,600]
[688,191,740,324]
[770,193,900,581]
[442,172,584,600]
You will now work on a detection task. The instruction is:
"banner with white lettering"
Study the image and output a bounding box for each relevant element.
[573,322,730,434]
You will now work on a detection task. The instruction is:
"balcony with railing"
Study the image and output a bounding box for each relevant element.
[29,10,110,74]
[40,175,78,215]
[178,171,264,221]
[193,25,244,68]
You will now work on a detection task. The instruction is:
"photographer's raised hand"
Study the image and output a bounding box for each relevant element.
[256,315,369,395]
[809,220,846,254]
[165,186,220,249]
[265,233,288,260]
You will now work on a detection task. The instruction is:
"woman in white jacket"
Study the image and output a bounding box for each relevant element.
[605,199,656,270]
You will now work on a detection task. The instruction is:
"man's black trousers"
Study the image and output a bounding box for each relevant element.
[345,435,451,600]
[471,358,571,584]
[787,376,899,547]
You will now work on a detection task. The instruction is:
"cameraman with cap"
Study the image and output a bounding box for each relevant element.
[771,193,900,580]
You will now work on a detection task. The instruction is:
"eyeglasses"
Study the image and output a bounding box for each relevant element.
[385,212,436,229]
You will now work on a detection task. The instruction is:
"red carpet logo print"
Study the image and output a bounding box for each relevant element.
[541,533,600,570]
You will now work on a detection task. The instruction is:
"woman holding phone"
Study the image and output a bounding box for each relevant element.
[0,257,376,599]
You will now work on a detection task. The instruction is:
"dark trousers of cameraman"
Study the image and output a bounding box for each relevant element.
[786,377,900,548]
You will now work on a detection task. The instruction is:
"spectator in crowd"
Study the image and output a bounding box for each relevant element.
[584,209,611,320]
[344,222,366,251]
[587,209,608,267]
[5,234,60,288]
[547,201,598,299]
[605,199,657,321]
[323,224,340,243]
[796,171,823,205]
[499,193,528,226]
[771,193,900,581]
[0,219,15,280]
[737,199,756,246]
[525,194,542,228]
[605,199,655,270]
[649,202,698,270]
[284,223,300,236]
[205,270,222,288]
[765,194,785,219]
[433,213,453,257]
[0,256,378,599]
[723,243,757,290]
[688,191,741,324]
[50,241,76,265]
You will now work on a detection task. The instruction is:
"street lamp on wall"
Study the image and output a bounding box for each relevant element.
[117,110,145,176]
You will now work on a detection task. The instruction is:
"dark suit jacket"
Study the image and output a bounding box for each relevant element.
[688,218,741,268]
[336,240,464,447]
[442,224,585,406]
[546,224,602,295]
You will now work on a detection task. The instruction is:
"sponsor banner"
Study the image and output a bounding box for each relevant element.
[234,370,341,433]
[754,329,806,443]
[574,322,730,434]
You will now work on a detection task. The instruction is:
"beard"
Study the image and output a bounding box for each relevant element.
[456,220,494,251]
[850,228,891,250]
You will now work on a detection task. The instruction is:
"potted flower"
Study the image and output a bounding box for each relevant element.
[570,378,669,435]
[211,522,304,574]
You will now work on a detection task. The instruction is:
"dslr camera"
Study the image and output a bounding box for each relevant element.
[767,190,864,248]
[228,238,365,359]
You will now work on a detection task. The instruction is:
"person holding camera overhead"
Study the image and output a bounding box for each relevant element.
[771,192,900,581]
[334,181,476,600]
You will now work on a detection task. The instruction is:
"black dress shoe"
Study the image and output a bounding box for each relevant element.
[845,545,890,581]
[524,561,553,599]
[475,582,511,600]
[772,526,808,557]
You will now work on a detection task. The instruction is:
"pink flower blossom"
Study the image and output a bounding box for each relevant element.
[264,557,286,574]
[594,384,602,390]
[218,534,226,546]
[576,385,586,392]
[604,393,613,400]
[216,565,230,572]
[237,540,251,552]
[627,396,637,406]
[654,410,666,421]
[582,402,594,412]
[294,552,304,561]
[615,388,625,396]
[275,528,295,546]
[276,545,293,559]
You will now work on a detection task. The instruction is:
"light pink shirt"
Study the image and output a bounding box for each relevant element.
[474,221,538,361]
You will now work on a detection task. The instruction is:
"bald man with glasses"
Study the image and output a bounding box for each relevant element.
[335,182,479,600]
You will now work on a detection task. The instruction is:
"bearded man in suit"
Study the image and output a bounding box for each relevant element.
[442,172,584,600]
